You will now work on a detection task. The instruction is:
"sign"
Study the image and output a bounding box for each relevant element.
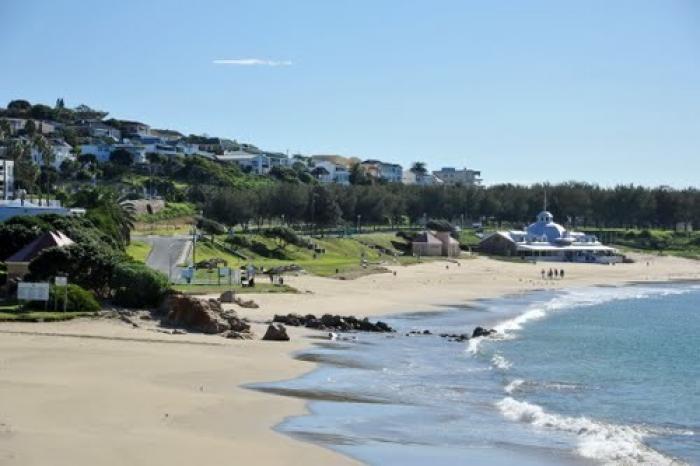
[55,276,68,287]
[17,282,50,301]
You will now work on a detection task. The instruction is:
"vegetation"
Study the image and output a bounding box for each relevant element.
[111,262,169,308]
[46,284,101,312]
[126,240,152,262]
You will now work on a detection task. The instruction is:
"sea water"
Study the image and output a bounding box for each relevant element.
[254,283,700,465]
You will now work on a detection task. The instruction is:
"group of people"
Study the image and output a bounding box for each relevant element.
[541,268,565,280]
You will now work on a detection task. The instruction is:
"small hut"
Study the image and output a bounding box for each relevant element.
[434,231,461,257]
[411,231,444,257]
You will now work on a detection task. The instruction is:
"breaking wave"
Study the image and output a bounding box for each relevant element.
[496,397,686,465]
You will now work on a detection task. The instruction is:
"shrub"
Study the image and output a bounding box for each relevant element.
[111,262,170,308]
[226,235,252,248]
[50,284,101,312]
[263,226,303,249]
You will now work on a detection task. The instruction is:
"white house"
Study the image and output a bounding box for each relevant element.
[312,160,350,185]
[32,139,75,169]
[217,151,271,175]
[361,159,403,183]
[0,198,84,222]
[432,167,482,186]
[80,120,121,141]
[402,170,442,186]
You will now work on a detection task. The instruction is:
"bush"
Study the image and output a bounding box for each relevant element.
[50,284,101,312]
[111,262,170,308]
[263,226,303,248]
[226,235,252,248]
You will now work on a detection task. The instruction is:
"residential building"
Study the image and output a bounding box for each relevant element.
[112,143,148,163]
[32,139,75,169]
[265,152,292,168]
[80,120,121,140]
[402,170,442,186]
[361,159,403,183]
[431,167,482,186]
[479,210,621,263]
[217,151,270,175]
[119,120,151,137]
[0,198,84,222]
[312,160,350,185]
[3,118,56,135]
[5,231,74,279]
[151,129,184,141]
[79,143,113,162]
[0,159,14,200]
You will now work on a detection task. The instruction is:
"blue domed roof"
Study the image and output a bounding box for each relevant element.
[527,211,566,241]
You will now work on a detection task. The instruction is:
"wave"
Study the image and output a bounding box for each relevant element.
[504,379,524,394]
[496,396,684,465]
[491,353,512,370]
[468,284,696,355]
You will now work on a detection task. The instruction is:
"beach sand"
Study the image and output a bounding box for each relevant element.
[0,253,698,465]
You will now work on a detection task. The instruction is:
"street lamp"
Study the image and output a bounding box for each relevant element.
[357,214,361,234]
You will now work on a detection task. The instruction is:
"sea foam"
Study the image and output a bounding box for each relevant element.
[496,396,683,465]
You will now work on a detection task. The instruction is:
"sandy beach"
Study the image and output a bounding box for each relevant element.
[1,253,698,466]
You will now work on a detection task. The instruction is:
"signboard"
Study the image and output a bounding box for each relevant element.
[55,276,68,287]
[17,282,50,301]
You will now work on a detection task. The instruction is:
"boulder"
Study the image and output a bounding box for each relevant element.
[224,330,254,340]
[472,326,497,338]
[262,324,290,341]
[160,294,231,334]
[220,290,236,303]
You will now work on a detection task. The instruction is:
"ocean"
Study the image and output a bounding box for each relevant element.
[254,283,700,465]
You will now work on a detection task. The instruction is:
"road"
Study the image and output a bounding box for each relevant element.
[133,235,191,283]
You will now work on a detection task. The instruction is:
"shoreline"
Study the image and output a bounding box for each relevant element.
[0,253,698,465]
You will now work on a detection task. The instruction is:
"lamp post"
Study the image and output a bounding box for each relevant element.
[357,214,361,234]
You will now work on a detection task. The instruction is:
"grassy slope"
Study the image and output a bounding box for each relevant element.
[126,240,152,263]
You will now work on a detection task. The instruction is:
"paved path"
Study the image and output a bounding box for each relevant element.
[133,235,191,283]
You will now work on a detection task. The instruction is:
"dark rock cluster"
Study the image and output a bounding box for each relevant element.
[273,313,394,333]
[159,293,252,337]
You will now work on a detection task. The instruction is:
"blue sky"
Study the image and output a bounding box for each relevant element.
[1,0,698,187]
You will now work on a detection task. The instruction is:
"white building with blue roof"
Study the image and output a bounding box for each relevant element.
[480,210,621,263]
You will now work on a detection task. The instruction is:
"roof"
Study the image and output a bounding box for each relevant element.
[515,244,617,252]
[6,231,74,263]
[413,231,442,244]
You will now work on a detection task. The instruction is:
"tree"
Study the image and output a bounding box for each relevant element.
[410,161,428,175]
[349,162,370,185]
[309,186,341,228]
[109,148,134,166]
[24,119,37,137]
[71,188,136,246]
[7,99,31,112]
[111,262,169,308]
[0,118,11,141]
[0,223,41,260]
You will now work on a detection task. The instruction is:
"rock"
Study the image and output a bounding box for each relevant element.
[262,324,290,341]
[220,290,236,303]
[160,293,231,334]
[224,330,254,340]
[234,297,259,309]
[472,326,497,338]
[270,313,394,333]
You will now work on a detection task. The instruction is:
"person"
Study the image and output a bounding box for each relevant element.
[554,269,559,278]
[393,271,397,277]
[548,269,553,279]
[279,276,284,286]
[269,274,274,284]
[560,269,565,279]
[541,269,546,279]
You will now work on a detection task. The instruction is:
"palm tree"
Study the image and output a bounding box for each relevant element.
[0,119,10,142]
[72,188,136,246]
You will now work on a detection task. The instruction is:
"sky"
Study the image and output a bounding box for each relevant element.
[1,0,698,187]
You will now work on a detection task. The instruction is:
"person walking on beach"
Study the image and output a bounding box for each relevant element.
[541,269,546,279]
[548,269,553,279]
[560,269,565,279]
[554,269,559,278]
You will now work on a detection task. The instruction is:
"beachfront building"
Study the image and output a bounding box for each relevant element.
[0,159,14,200]
[412,231,461,257]
[361,159,403,183]
[432,167,482,186]
[479,210,621,263]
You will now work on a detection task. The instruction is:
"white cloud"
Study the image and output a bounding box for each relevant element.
[213,58,292,66]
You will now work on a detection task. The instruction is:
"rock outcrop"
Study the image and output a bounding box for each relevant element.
[262,324,290,341]
[160,293,251,336]
[472,326,497,338]
[273,313,394,333]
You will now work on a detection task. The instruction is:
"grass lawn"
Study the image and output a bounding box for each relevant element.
[172,283,298,295]
[126,240,152,263]
[0,309,96,322]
